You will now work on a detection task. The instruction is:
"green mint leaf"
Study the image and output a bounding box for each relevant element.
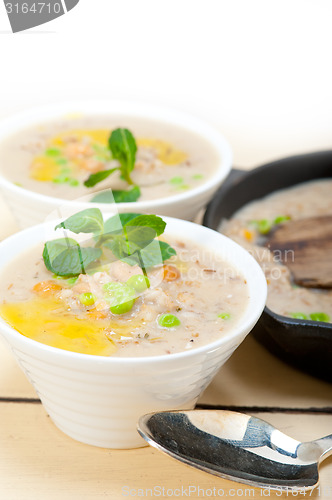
[109,128,137,185]
[43,237,78,271]
[125,215,166,237]
[83,128,137,188]
[55,208,104,235]
[53,246,102,277]
[90,190,115,204]
[102,214,169,266]
[104,213,141,234]
[46,208,171,277]
[159,240,177,261]
[102,227,155,259]
[121,240,176,268]
[43,238,102,277]
[113,186,140,203]
[138,240,176,268]
[102,236,128,262]
[84,168,118,188]
[90,186,141,204]
[117,225,158,255]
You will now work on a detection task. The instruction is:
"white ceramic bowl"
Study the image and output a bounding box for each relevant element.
[0,216,267,449]
[0,101,232,228]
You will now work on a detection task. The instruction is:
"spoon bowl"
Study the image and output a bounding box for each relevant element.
[138,410,332,490]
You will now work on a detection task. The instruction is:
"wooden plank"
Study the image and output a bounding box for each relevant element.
[0,403,331,499]
[200,333,332,409]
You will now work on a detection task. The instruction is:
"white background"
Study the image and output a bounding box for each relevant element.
[0,0,331,167]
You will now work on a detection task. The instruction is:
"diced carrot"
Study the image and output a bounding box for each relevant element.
[32,281,63,297]
[87,308,107,320]
[242,228,254,241]
[163,265,180,282]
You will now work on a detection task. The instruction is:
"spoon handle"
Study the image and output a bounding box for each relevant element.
[312,435,332,458]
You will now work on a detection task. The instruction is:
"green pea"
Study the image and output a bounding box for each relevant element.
[69,178,79,187]
[79,292,96,306]
[256,219,273,235]
[113,284,135,300]
[52,174,70,184]
[45,148,61,157]
[52,274,76,283]
[55,158,69,166]
[68,277,78,285]
[109,284,136,315]
[192,174,203,180]
[92,144,107,153]
[289,312,309,320]
[110,299,135,315]
[274,215,291,225]
[92,144,111,161]
[103,282,124,293]
[170,176,184,185]
[218,313,231,320]
[126,274,150,292]
[60,166,71,175]
[309,312,330,323]
[158,314,181,328]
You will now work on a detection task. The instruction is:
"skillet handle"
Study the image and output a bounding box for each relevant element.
[226,168,248,184]
[203,168,248,228]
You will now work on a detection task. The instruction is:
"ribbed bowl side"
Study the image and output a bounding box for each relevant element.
[0,186,218,228]
[8,334,242,448]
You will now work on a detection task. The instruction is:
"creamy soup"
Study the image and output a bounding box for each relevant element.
[221,179,332,323]
[0,238,249,357]
[0,116,220,202]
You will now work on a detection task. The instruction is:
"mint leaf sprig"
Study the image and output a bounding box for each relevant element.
[91,185,141,204]
[109,128,137,185]
[84,128,138,196]
[43,208,176,278]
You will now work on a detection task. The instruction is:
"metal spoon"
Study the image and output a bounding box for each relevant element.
[137,410,332,490]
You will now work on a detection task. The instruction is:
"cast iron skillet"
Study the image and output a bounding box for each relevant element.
[203,151,332,381]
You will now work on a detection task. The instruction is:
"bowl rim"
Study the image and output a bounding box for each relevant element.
[0,100,232,209]
[0,214,267,365]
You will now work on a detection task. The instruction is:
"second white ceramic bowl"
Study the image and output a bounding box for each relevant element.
[0,216,266,448]
[0,101,232,227]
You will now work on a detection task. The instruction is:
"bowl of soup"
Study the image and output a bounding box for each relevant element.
[0,101,232,228]
[0,210,266,448]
